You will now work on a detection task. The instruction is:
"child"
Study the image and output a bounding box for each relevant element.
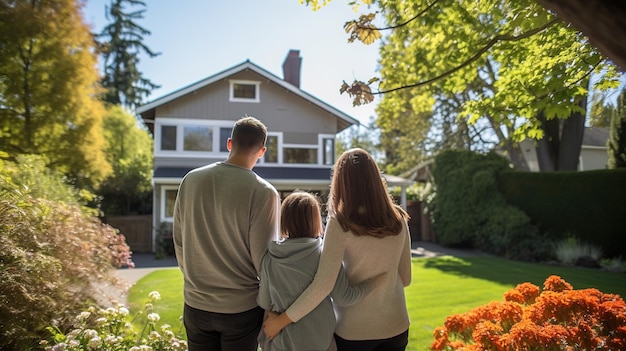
[257,191,379,351]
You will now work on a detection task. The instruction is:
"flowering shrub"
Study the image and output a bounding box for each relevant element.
[42,291,187,351]
[0,187,134,349]
[431,275,626,351]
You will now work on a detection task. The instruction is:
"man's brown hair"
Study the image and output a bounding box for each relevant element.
[231,115,267,151]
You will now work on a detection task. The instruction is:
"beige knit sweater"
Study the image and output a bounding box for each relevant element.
[285,217,412,340]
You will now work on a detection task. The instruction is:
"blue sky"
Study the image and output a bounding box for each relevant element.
[82,0,382,125]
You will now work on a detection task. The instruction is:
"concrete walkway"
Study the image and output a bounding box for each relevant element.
[101,241,480,306]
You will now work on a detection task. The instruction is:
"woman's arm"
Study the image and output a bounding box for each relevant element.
[263,218,346,339]
[399,221,412,287]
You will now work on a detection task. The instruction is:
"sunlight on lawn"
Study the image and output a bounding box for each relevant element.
[128,256,626,351]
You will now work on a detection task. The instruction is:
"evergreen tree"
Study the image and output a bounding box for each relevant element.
[608,88,626,169]
[98,0,160,109]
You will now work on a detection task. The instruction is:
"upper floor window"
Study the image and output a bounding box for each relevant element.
[156,118,233,157]
[229,80,260,103]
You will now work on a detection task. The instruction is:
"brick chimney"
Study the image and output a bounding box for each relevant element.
[282,49,302,88]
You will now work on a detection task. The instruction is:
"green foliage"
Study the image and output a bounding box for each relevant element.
[155,222,175,259]
[0,0,111,189]
[98,105,153,215]
[98,0,160,109]
[608,88,626,169]
[42,291,187,350]
[555,237,603,265]
[430,150,544,260]
[0,161,134,349]
[332,0,622,172]
[2,155,98,213]
[0,192,134,349]
[497,169,626,257]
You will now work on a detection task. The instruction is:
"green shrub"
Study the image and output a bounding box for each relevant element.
[430,150,544,260]
[155,222,175,259]
[0,162,134,349]
[497,169,626,257]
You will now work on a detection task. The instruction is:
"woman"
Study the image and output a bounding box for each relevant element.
[264,148,412,351]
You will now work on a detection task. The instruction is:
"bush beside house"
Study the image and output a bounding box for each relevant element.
[0,157,134,350]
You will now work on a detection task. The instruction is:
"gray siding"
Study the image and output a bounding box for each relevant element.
[153,70,339,136]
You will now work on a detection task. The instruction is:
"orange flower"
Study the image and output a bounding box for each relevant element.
[430,276,626,351]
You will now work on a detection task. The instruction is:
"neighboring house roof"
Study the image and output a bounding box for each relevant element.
[136,60,359,132]
[583,127,609,147]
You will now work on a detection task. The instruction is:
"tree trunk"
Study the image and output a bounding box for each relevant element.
[535,97,586,171]
[557,97,586,170]
[536,111,559,171]
[503,140,529,171]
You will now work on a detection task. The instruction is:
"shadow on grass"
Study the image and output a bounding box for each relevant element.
[420,256,626,296]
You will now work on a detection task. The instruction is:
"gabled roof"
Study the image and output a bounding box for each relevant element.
[136,60,359,132]
[583,127,609,147]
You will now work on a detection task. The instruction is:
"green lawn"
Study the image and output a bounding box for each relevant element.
[129,256,626,351]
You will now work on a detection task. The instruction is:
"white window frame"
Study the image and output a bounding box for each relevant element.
[282,143,319,165]
[229,79,260,103]
[319,134,335,166]
[155,118,234,157]
[261,132,283,164]
[160,185,179,222]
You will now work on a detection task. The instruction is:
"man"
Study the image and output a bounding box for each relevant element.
[173,116,280,351]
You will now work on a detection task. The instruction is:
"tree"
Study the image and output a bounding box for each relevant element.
[336,117,382,159]
[97,0,160,109]
[301,0,622,172]
[98,105,153,215]
[0,0,111,189]
[588,89,615,128]
[608,88,626,169]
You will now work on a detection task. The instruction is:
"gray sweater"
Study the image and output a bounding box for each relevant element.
[257,237,366,351]
[173,162,280,313]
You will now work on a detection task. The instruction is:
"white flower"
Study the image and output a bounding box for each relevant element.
[51,343,67,351]
[104,335,117,344]
[149,331,160,340]
[87,336,101,349]
[96,317,108,325]
[69,340,80,347]
[67,329,80,339]
[83,329,98,339]
[148,291,161,301]
[77,311,91,321]
[147,313,160,323]
[118,307,129,316]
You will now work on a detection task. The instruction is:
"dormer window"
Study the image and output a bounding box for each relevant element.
[229,80,260,103]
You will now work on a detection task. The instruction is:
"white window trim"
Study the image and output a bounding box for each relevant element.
[282,143,320,165]
[319,134,335,166]
[154,118,234,157]
[160,185,179,222]
[261,132,283,164]
[229,79,260,103]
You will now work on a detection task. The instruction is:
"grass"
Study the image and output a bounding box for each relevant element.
[128,256,626,351]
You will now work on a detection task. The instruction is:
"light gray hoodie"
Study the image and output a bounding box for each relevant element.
[257,237,367,351]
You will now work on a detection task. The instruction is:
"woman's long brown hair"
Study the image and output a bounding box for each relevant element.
[327,148,408,238]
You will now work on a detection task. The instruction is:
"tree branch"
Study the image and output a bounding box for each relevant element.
[376,18,561,95]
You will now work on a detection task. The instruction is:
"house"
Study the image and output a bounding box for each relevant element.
[136,50,413,248]
[520,127,609,171]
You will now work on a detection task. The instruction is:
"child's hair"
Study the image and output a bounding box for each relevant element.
[280,191,323,239]
[328,148,408,238]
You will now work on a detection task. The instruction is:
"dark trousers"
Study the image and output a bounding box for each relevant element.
[334,329,409,351]
[184,303,264,351]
